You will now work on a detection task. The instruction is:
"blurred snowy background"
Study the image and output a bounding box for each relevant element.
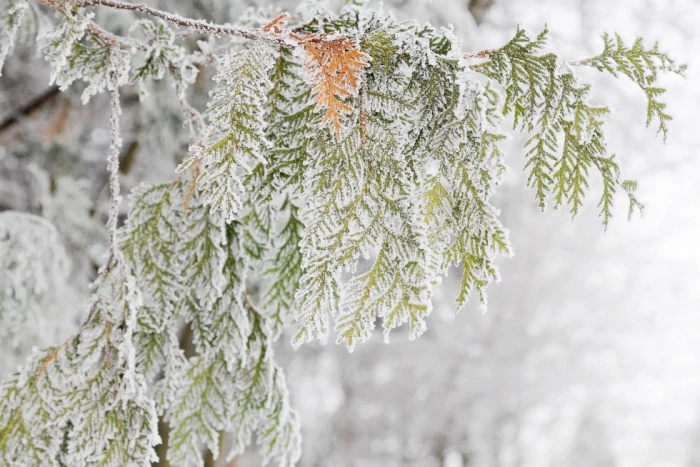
[1,0,698,466]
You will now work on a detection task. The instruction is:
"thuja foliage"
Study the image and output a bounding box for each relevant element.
[0,0,684,465]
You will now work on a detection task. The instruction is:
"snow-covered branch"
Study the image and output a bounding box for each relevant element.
[35,0,299,47]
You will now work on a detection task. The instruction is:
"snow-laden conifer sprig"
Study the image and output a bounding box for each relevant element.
[129,18,198,103]
[262,198,304,336]
[1,179,303,465]
[288,9,512,348]
[120,184,183,381]
[0,256,161,466]
[38,12,131,104]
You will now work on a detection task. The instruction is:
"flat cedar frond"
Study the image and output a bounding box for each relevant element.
[299,35,369,137]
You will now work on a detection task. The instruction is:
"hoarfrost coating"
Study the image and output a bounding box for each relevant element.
[0,0,691,466]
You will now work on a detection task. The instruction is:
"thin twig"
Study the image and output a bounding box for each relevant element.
[83,297,103,326]
[36,333,76,377]
[37,346,62,377]
[33,0,145,50]
[104,81,122,273]
[73,0,296,47]
[87,23,139,49]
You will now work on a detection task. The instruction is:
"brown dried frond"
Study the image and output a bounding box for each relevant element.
[36,334,74,377]
[242,290,261,326]
[37,347,61,377]
[299,35,369,138]
[183,162,202,215]
[172,157,201,213]
[260,13,369,138]
[263,12,289,33]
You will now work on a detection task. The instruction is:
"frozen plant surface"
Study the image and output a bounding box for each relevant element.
[0,0,685,465]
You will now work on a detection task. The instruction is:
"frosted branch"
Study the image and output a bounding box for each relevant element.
[70,0,297,47]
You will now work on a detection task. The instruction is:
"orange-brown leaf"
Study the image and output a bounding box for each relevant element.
[263,12,289,33]
[301,36,369,138]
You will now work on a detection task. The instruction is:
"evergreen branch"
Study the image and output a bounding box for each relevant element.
[472,25,677,223]
[34,0,143,50]
[574,32,686,139]
[32,0,370,143]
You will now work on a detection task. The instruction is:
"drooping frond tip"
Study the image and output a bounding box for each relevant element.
[576,32,687,140]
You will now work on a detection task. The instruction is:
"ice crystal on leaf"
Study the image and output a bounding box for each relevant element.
[0,0,684,464]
